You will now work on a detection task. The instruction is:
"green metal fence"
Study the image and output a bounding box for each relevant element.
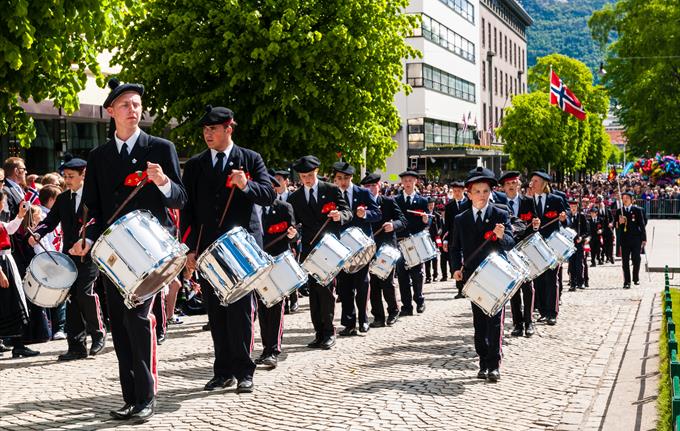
[663,266,680,430]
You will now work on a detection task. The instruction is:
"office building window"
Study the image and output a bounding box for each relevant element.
[437,0,475,24]
[407,63,476,103]
[482,104,486,131]
[421,15,476,63]
[494,27,497,54]
[482,61,486,90]
[494,67,498,95]
[482,18,485,47]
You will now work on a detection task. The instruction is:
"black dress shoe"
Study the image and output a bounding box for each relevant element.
[369,320,386,328]
[58,351,88,361]
[525,323,535,337]
[537,315,546,323]
[0,341,11,352]
[204,376,236,391]
[254,355,265,365]
[487,369,501,382]
[440,277,448,282]
[577,284,586,290]
[425,278,431,284]
[110,403,135,420]
[623,283,630,289]
[290,303,299,313]
[261,355,277,368]
[339,327,357,337]
[386,314,399,326]
[307,338,322,348]
[284,306,291,315]
[454,292,466,299]
[202,323,211,331]
[547,317,557,326]
[90,335,106,356]
[399,309,413,317]
[130,400,155,423]
[237,379,254,394]
[568,286,576,292]
[359,323,370,333]
[510,326,523,337]
[156,334,166,345]
[476,369,487,379]
[416,303,426,313]
[12,346,40,358]
[634,281,640,286]
[585,282,589,287]
[321,336,336,350]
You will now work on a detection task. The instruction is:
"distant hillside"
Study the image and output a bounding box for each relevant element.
[519,0,612,73]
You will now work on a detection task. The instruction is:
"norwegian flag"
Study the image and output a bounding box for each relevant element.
[461,113,468,134]
[550,70,586,120]
[24,184,41,205]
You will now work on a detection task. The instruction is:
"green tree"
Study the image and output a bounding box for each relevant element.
[589,0,680,156]
[0,1,132,146]
[113,0,419,171]
[499,54,610,174]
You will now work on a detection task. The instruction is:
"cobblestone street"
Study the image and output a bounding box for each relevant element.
[0,262,662,430]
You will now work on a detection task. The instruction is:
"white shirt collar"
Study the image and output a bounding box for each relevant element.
[472,202,490,220]
[210,143,234,167]
[114,128,142,153]
[305,179,319,200]
[403,190,417,200]
[342,186,353,202]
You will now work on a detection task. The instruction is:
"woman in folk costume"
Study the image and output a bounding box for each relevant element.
[0,192,39,358]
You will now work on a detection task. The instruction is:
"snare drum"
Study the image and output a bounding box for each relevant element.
[513,232,558,280]
[339,227,376,273]
[302,234,352,286]
[23,252,78,308]
[463,252,526,316]
[92,210,188,308]
[505,249,531,280]
[197,226,272,306]
[398,230,438,269]
[369,244,401,280]
[546,228,576,264]
[255,250,308,308]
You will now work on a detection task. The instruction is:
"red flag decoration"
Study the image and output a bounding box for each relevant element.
[124,170,148,187]
[321,202,337,214]
[549,70,586,120]
[267,221,289,234]
[225,172,252,188]
[608,166,617,182]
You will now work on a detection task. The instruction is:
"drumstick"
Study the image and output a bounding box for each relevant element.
[264,223,301,250]
[309,217,331,245]
[80,205,89,263]
[26,227,60,266]
[194,224,204,255]
[407,209,435,217]
[372,226,386,237]
[107,179,150,225]
[218,167,243,227]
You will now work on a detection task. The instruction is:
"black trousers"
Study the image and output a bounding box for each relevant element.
[203,282,256,381]
[397,260,424,312]
[510,281,534,327]
[590,238,601,265]
[104,277,157,407]
[603,232,614,262]
[424,255,438,281]
[472,303,503,371]
[66,260,105,353]
[152,289,167,339]
[535,266,559,319]
[569,246,585,287]
[621,239,642,284]
[308,278,336,338]
[337,266,370,329]
[257,297,284,357]
[369,271,399,322]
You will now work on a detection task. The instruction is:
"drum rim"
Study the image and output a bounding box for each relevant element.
[23,273,71,307]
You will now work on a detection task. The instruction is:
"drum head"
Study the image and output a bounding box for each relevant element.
[30,252,78,289]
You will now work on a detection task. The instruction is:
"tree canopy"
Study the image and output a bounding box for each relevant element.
[589,0,680,156]
[113,0,419,171]
[499,54,612,175]
[0,1,131,146]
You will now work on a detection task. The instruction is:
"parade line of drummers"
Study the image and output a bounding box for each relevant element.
[0,79,648,423]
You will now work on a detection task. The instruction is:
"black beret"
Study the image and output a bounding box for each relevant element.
[103,78,144,108]
[450,181,465,188]
[273,169,290,179]
[61,158,87,170]
[360,172,381,185]
[498,171,521,184]
[530,170,552,182]
[589,206,599,212]
[427,197,436,203]
[199,105,234,126]
[293,155,321,173]
[399,170,419,178]
[332,162,355,175]
[621,191,634,198]
[465,167,498,187]
[568,198,578,204]
[269,174,281,189]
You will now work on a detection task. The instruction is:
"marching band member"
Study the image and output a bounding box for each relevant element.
[31,158,107,360]
[597,198,615,264]
[498,171,535,338]
[360,173,406,328]
[567,199,589,292]
[615,191,647,289]
[451,167,514,382]
[588,206,603,267]
[182,106,275,394]
[424,198,443,284]
[288,156,352,350]
[333,162,381,336]
[74,79,187,422]
[255,174,298,368]
[527,171,568,326]
[394,171,429,316]
[442,181,470,299]
[271,169,299,313]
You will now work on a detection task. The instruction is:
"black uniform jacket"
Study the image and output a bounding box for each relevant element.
[371,195,406,248]
[261,199,298,256]
[341,185,381,237]
[394,193,429,238]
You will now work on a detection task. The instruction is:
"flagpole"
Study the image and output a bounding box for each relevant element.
[549,65,552,104]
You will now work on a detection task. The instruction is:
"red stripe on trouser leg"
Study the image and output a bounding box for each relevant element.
[498,307,505,367]
[555,265,561,315]
[277,302,285,352]
[148,297,158,395]
[249,295,256,354]
[93,292,105,332]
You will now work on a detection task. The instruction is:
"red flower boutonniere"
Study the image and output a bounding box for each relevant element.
[124,170,148,187]
[267,221,289,234]
[321,202,337,214]
[484,231,498,241]
[519,212,533,222]
[225,172,252,188]
[545,210,558,219]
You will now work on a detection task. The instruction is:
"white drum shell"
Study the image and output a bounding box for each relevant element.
[463,252,526,316]
[369,244,401,280]
[23,252,78,308]
[302,234,352,286]
[398,231,438,269]
[546,230,576,264]
[255,250,308,308]
[339,227,376,273]
[514,233,558,280]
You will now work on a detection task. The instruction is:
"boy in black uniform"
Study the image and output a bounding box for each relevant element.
[615,191,647,288]
[567,199,589,291]
[451,167,514,382]
[424,198,443,284]
[588,207,603,267]
[442,181,470,299]
[32,158,106,361]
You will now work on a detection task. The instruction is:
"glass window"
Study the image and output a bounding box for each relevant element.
[437,0,475,24]
[420,14,475,63]
[416,64,476,102]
